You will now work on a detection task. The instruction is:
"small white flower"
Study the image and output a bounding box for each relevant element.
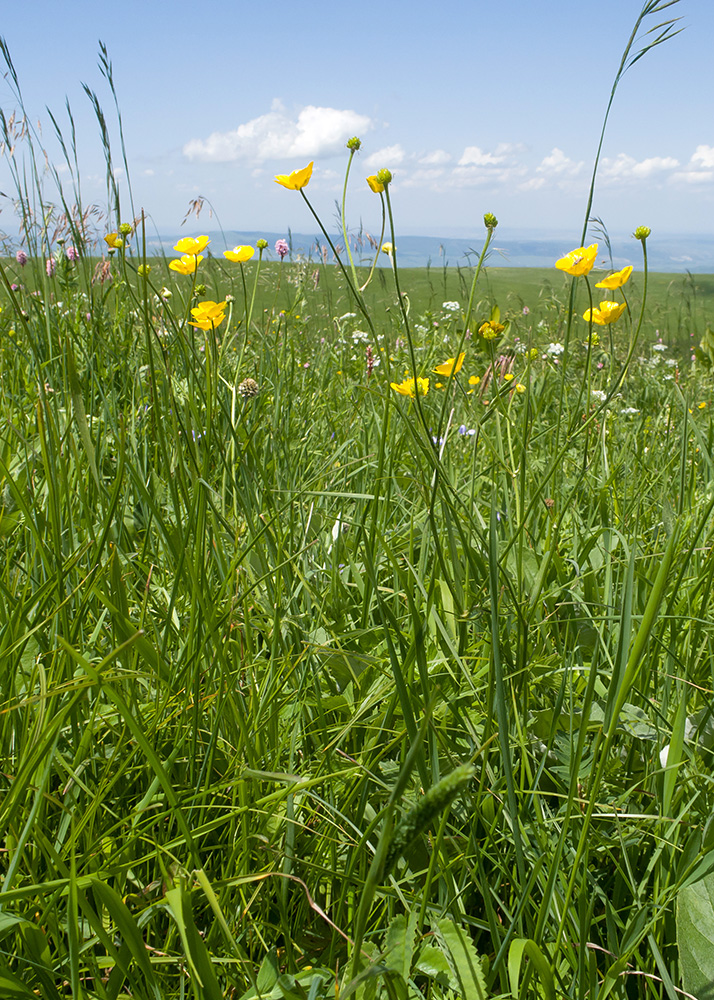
[620,407,640,416]
[547,343,565,356]
[591,390,607,403]
[442,301,460,312]
[652,343,668,352]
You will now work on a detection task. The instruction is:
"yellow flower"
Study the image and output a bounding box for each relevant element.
[169,254,203,275]
[699,401,707,409]
[174,235,209,255]
[479,321,505,340]
[468,375,480,386]
[367,175,384,194]
[381,242,394,255]
[189,300,227,330]
[515,383,526,393]
[433,352,465,376]
[390,377,429,398]
[555,243,598,277]
[595,265,633,289]
[583,300,627,325]
[104,232,123,249]
[435,382,444,388]
[224,245,255,263]
[504,373,514,381]
[274,161,314,191]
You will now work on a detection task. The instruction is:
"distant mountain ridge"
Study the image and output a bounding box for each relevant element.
[146,230,714,273]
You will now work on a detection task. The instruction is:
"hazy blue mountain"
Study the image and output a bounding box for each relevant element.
[146,229,714,273]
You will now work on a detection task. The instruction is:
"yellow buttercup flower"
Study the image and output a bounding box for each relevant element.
[367,175,384,194]
[381,242,394,255]
[174,235,209,255]
[595,265,633,289]
[504,373,514,381]
[274,161,314,191]
[189,300,227,331]
[390,376,429,398]
[479,321,505,340]
[104,232,123,249]
[224,245,255,263]
[169,254,203,275]
[433,352,465,376]
[555,243,598,277]
[468,375,480,386]
[515,383,526,393]
[583,300,627,325]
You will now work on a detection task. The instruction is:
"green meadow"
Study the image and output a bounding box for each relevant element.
[3,4,714,998]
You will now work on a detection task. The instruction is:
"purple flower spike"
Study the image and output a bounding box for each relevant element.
[66,246,79,261]
[16,250,27,266]
[46,258,56,276]
[275,238,289,260]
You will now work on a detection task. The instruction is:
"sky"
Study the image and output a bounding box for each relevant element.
[1,0,712,243]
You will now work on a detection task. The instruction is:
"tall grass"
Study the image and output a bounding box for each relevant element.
[2,3,713,998]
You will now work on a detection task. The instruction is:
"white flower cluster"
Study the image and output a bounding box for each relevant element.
[547,343,565,356]
[442,301,460,312]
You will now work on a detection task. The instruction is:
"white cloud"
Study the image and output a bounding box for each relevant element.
[458,145,506,167]
[184,100,372,163]
[364,144,406,170]
[600,153,679,181]
[519,177,546,191]
[671,169,714,185]
[691,145,714,169]
[419,149,451,166]
[536,148,584,176]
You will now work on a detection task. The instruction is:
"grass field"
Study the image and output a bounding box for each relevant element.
[3,3,714,996]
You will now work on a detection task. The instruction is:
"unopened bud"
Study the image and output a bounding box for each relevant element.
[118,222,133,236]
[634,226,651,241]
[137,264,151,277]
[376,168,392,186]
[195,283,207,296]
[346,136,362,151]
[484,213,498,230]
[256,238,269,250]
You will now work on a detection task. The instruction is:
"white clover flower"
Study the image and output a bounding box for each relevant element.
[547,343,565,356]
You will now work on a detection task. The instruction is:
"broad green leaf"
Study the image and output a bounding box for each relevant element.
[677,871,714,999]
[433,918,487,1000]
[508,938,555,1000]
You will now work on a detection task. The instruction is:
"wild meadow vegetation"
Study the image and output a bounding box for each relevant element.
[3,3,714,998]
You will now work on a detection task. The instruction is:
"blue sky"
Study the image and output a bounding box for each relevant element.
[1,0,712,241]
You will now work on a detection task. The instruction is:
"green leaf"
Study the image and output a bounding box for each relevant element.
[433,918,487,1000]
[677,872,714,999]
[508,938,555,1000]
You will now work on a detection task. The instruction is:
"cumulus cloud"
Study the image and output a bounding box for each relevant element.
[601,153,679,181]
[536,148,584,176]
[691,145,714,169]
[458,145,506,167]
[363,144,406,170]
[184,100,372,163]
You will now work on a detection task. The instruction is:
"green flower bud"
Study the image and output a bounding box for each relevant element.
[118,222,133,236]
[634,226,651,241]
[376,168,392,186]
[484,212,498,230]
[346,136,362,151]
[195,283,207,296]
[256,238,269,250]
[137,264,151,277]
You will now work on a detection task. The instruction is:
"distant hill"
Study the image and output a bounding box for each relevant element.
[146,229,714,273]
